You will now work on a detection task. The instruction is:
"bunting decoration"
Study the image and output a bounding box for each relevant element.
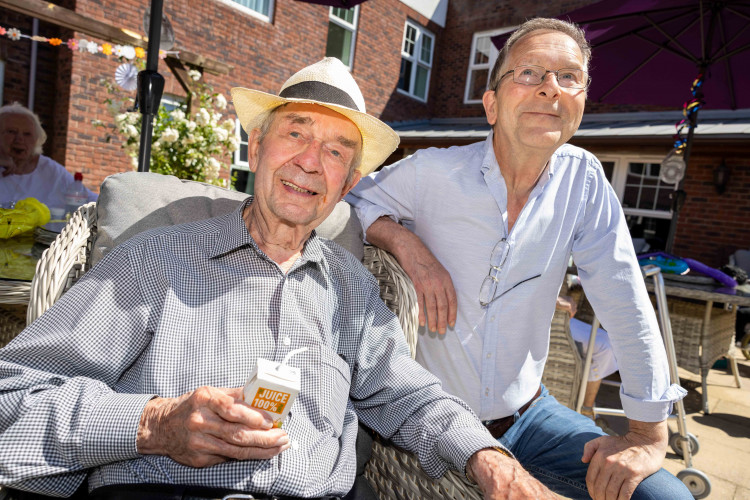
[0,24,178,60]
[672,73,705,155]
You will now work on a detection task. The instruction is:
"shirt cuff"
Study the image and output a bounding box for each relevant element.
[81,392,156,467]
[355,208,398,245]
[620,383,687,422]
[435,427,508,477]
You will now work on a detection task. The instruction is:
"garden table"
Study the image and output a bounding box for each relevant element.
[644,278,750,413]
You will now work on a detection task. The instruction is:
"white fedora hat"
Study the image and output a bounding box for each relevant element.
[231,57,400,176]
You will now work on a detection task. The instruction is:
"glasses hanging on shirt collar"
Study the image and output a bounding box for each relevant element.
[478,237,541,307]
[479,238,510,307]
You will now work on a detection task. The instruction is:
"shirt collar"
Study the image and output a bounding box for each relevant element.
[209,197,328,272]
[480,129,557,187]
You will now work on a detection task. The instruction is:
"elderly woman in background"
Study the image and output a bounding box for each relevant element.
[0,102,97,211]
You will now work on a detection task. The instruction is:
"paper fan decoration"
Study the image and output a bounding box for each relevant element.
[660,151,686,185]
[115,63,138,91]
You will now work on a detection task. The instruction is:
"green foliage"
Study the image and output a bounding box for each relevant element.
[98,73,238,186]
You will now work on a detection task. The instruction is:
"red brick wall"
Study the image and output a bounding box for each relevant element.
[429,0,601,120]
[0,14,65,161]
[672,153,750,267]
[53,0,441,191]
[3,0,749,264]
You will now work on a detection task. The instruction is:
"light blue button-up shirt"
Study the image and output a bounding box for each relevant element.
[346,133,686,422]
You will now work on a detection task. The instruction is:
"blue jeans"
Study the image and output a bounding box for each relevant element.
[498,386,693,499]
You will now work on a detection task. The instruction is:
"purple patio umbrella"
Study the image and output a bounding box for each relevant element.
[492,0,750,252]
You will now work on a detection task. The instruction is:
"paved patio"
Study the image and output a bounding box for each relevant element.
[593,353,750,499]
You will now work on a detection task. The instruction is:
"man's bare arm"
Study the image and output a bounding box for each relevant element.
[467,448,558,499]
[366,216,457,334]
[582,419,668,500]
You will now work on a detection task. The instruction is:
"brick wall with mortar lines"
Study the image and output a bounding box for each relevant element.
[427,0,680,121]
[60,0,439,190]
[671,153,750,267]
[0,15,60,159]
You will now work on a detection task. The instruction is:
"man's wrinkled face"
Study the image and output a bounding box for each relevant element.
[483,30,587,154]
[248,103,362,230]
[0,114,37,165]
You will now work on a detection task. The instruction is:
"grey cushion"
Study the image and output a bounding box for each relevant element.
[90,172,364,267]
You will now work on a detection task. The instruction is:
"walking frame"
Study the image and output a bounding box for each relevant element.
[577,264,711,499]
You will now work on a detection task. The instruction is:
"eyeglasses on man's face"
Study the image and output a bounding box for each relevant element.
[496,65,589,90]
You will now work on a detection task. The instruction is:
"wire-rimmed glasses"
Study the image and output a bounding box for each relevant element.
[479,238,510,307]
[496,65,589,90]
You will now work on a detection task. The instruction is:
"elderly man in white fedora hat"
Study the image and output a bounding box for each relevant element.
[0,58,557,500]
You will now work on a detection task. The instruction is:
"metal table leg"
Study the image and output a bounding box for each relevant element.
[700,300,713,414]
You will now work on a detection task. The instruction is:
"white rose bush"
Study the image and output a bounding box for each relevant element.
[99,71,238,185]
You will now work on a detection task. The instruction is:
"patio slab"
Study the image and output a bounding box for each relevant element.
[586,354,750,499]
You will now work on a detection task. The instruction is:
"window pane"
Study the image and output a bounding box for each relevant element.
[467,68,488,100]
[626,214,670,252]
[474,36,491,65]
[623,162,671,211]
[331,7,355,23]
[398,58,412,91]
[326,22,353,66]
[600,161,615,182]
[239,127,248,163]
[420,34,433,64]
[414,65,429,99]
[403,25,416,55]
[232,0,269,15]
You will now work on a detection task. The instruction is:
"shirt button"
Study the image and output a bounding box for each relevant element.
[486,353,492,359]
[291,440,299,451]
[283,336,291,346]
[485,388,490,396]
[490,316,496,322]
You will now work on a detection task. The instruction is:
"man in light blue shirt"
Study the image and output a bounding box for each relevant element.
[347,18,692,500]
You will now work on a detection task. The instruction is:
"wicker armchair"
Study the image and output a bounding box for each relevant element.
[542,309,582,410]
[27,203,97,324]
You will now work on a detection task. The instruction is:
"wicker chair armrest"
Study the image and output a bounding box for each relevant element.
[362,245,419,358]
[361,244,482,499]
[366,436,482,500]
[27,203,97,324]
[543,309,583,410]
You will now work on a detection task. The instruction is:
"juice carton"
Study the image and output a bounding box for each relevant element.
[243,352,303,427]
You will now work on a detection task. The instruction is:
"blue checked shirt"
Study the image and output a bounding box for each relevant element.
[347,133,686,422]
[0,199,500,497]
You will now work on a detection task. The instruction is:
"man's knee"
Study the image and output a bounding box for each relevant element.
[631,468,693,500]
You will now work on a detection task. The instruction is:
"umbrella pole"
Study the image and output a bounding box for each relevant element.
[136,0,166,173]
[665,66,706,254]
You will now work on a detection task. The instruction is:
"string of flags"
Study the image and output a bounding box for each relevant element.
[0,24,178,61]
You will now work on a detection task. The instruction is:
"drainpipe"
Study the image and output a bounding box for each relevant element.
[28,18,39,111]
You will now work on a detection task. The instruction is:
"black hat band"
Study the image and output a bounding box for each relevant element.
[279,81,360,112]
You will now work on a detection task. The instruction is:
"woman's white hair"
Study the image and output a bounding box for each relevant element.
[0,102,47,155]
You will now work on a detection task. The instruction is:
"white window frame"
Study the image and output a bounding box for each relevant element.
[599,154,673,220]
[215,0,274,23]
[327,6,359,69]
[160,94,184,113]
[233,118,250,168]
[397,20,434,102]
[464,26,516,104]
